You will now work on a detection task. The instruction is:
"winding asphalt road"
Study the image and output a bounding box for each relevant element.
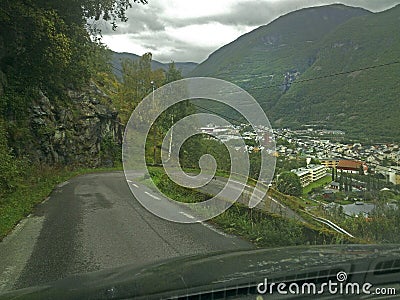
[194,176,305,222]
[0,172,253,293]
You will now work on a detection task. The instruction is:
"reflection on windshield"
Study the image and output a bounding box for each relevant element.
[0,0,399,298]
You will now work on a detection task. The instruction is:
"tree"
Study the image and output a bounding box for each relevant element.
[157,61,187,134]
[115,53,165,124]
[339,170,344,191]
[366,175,371,191]
[277,172,302,196]
[31,0,148,28]
[349,176,353,192]
[344,175,349,192]
[331,168,335,181]
[0,0,149,175]
[165,62,182,84]
[0,0,147,95]
[116,55,202,166]
[249,152,262,179]
[359,164,364,175]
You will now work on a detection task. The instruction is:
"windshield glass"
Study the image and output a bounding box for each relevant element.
[0,0,399,299]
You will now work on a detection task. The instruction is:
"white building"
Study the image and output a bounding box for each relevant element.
[291,168,311,187]
[291,164,327,187]
[307,164,326,182]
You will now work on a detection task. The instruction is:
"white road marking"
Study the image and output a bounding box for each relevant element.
[144,191,161,200]
[229,179,247,186]
[57,181,69,188]
[127,180,139,188]
[200,222,229,237]
[0,265,16,291]
[179,212,195,219]
[224,179,264,192]
[268,196,285,208]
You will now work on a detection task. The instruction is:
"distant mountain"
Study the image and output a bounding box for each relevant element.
[189,4,400,142]
[273,5,400,142]
[111,51,198,78]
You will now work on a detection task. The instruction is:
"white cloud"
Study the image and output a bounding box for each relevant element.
[161,0,236,19]
[102,34,149,55]
[101,0,400,63]
[167,23,254,48]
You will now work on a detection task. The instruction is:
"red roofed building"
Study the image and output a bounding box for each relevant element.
[337,160,368,174]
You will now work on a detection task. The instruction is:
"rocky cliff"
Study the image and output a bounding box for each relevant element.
[26,84,123,167]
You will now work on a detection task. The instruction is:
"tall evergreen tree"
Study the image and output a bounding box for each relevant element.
[349,176,353,192]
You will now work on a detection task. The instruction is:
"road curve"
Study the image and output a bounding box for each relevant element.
[0,172,253,293]
[191,176,305,222]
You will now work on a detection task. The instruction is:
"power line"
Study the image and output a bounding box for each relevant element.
[193,60,400,124]
[112,60,400,91]
[110,65,248,124]
[110,60,399,124]
[191,103,244,125]
[250,60,400,90]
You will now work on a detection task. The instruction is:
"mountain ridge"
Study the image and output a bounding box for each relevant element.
[189,4,399,142]
[111,51,198,78]
[272,4,400,141]
[191,4,371,78]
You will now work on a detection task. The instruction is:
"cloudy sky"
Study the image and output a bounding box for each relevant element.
[100,0,399,63]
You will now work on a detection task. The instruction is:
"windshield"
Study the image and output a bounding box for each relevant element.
[0,0,399,299]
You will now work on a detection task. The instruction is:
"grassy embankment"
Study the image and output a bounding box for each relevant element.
[302,175,332,195]
[147,167,358,247]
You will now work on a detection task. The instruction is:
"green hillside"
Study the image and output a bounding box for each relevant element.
[190,5,370,110]
[190,4,400,142]
[274,5,400,142]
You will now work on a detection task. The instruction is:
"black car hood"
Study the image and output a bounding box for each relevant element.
[1,244,400,299]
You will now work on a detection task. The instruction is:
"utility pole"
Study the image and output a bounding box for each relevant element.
[168,115,174,161]
[151,81,156,165]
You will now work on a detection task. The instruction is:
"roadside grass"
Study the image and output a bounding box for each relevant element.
[298,196,319,207]
[149,167,367,245]
[146,167,212,203]
[0,165,122,240]
[302,175,332,196]
[147,166,353,247]
[268,188,306,212]
[211,204,353,247]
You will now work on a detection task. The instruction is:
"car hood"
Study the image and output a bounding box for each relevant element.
[1,244,400,299]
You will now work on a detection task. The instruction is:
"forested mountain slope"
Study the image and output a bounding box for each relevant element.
[190,4,400,142]
[273,5,400,142]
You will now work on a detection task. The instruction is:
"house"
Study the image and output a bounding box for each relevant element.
[320,158,340,169]
[389,172,400,185]
[337,160,368,174]
[330,181,340,190]
[322,190,335,200]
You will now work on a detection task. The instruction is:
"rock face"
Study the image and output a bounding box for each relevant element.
[29,84,123,167]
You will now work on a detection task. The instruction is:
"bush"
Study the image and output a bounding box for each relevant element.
[277,172,302,196]
[0,120,23,198]
[100,134,121,167]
